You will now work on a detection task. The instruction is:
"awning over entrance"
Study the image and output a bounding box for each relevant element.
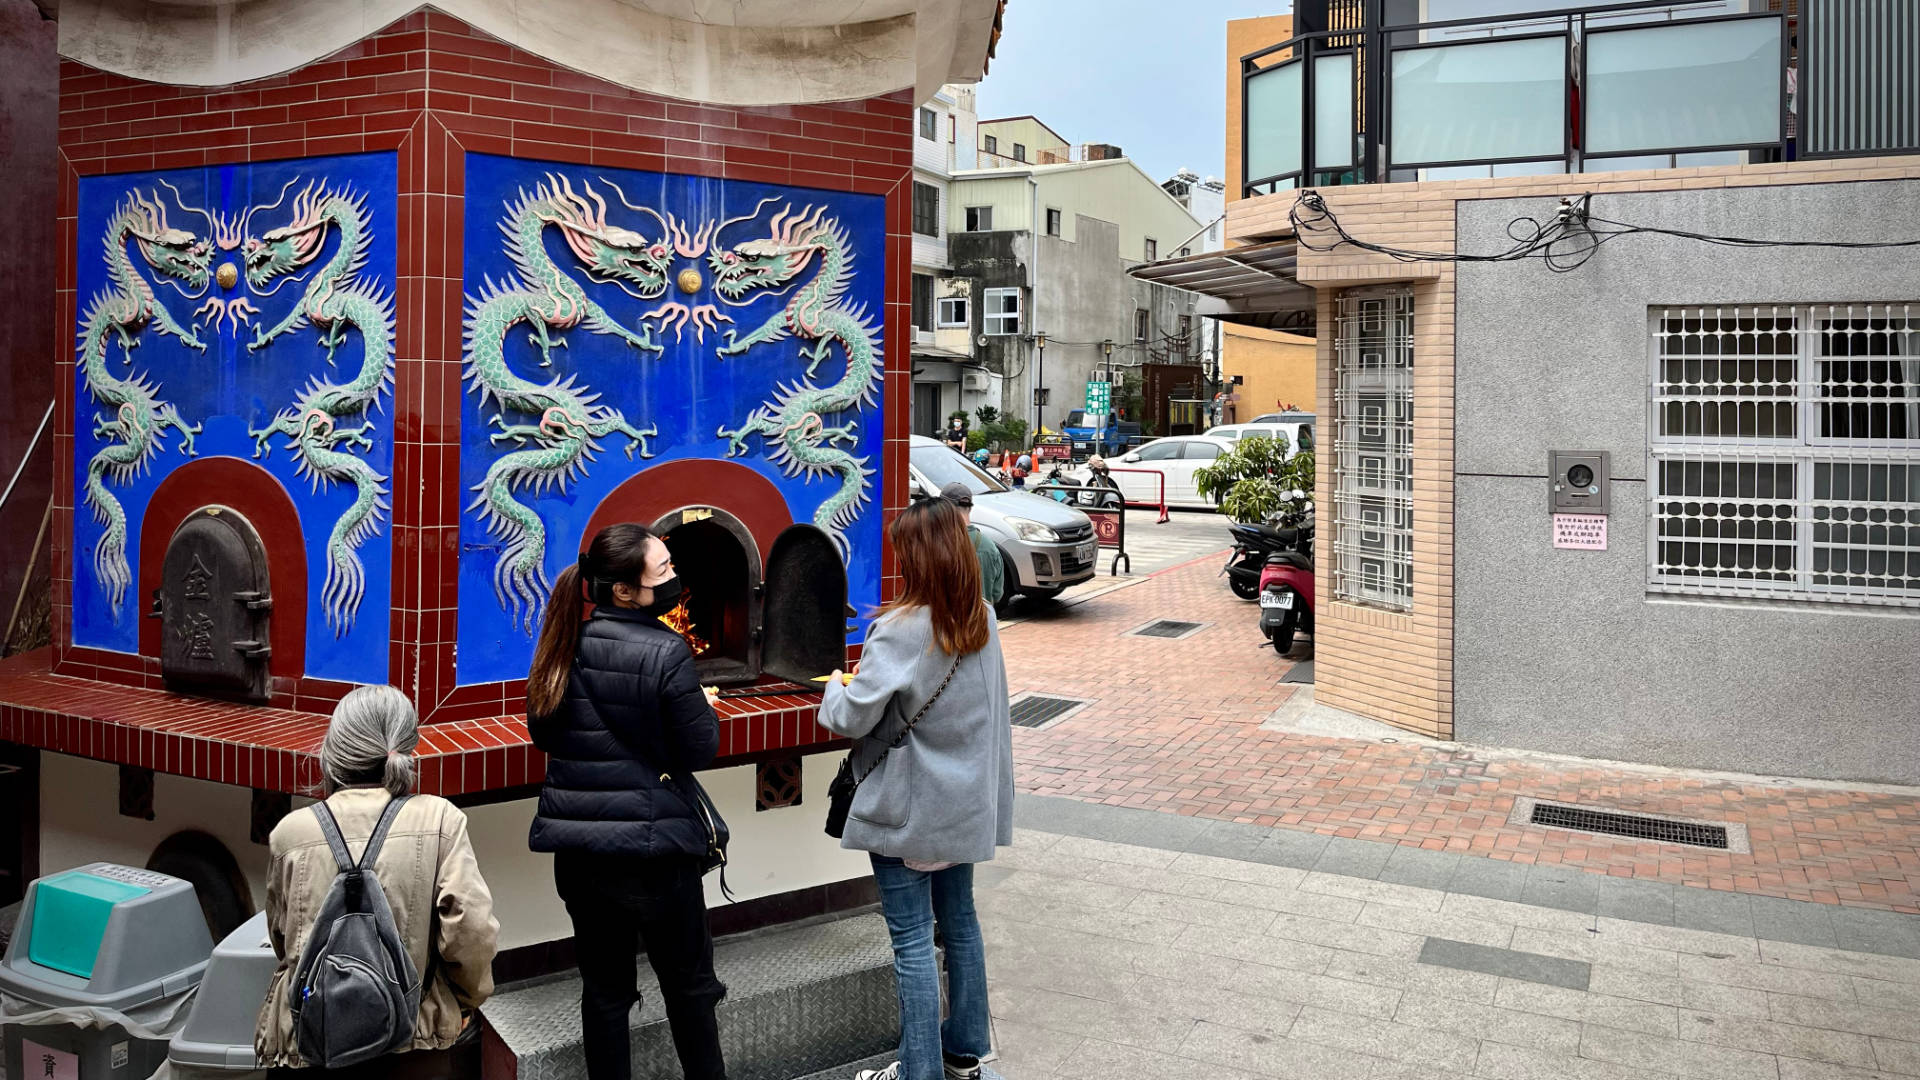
[1128,240,1316,333]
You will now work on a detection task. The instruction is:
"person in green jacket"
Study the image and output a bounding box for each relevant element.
[940,482,1003,608]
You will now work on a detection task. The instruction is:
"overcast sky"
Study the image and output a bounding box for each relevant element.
[974,1,1294,185]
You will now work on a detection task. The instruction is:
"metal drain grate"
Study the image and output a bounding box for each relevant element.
[1009,694,1090,729]
[1527,800,1729,850]
[1130,619,1205,640]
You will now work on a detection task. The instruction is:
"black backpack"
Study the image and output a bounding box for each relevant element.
[289,797,423,1068]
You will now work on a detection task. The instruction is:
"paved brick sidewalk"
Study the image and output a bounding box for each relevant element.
[978,817,1920,1080]
[1003,555,1920,913]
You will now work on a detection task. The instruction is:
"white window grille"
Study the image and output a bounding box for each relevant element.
[1649,304,1920,607]
[983,287,1021,336]
[1332,288,1415,611]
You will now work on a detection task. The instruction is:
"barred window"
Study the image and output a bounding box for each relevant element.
[912,182,939,238]
[1332,288,1415,611]
[1650,305,1920,607]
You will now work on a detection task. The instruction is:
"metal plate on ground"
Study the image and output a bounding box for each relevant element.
[1127,619,1207,640]
[1009,693,1093,729]
[1509,796,1749,853]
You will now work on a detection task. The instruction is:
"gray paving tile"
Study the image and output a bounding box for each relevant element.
[989,1017,1086,1077]
[989,983,1196,1054]
[1248,828,1330,870]
[1393,994,1584,1054]
[1777,1057,1915,1080]
[1677,1010,1877,1069]
[1229,962,1405,1019]
[1268,913,1425,959]
[1767,994,1920,1043]
[1184,819,1274,862]
[1359,902,1515,949]
[1321,949,1502,1005]
[1119,975,1303,1036]
[1679,954,1857,999]
[1510,927,1680,978]
[1580,1022,1783,1080]
[1853,977,1920,1011]
[1012,793,1113,838]
[1054,1036,1269,1080]
[1312,835,1395,879]
[1378,846,1464,891]
[1418,936,1591,991]
[1119,809,1216,852]
[1597,877,1677,926]
[1473,1041,1689,1080]
[1672,887,1756,938]
[1752,895,1840,949]
[1447,857,1532,903]
[1521,865,1602,915]
[1049,834,1180,869]
[975,862,1016,891]
[1494,981,1681,1039]
[1832,909,1920,961]
[1368,1062,1480,1080]
[1173,921,1338,974]
[1588,965,1689,1008]
[1679,980,1772,1020]
[1178,1020,1378,1080]
[1287,1006,1482,1073]
[1872,1036,1920,1076]
[1760,940,1920,985]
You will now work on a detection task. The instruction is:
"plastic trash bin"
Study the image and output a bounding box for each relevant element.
[166,911,274,1080]
[1,864,214,1080]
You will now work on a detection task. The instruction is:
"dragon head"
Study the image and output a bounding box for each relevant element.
[708,203,831,301]
[123,191,213,292]
[535,174,674,300]
[244,180,336,288]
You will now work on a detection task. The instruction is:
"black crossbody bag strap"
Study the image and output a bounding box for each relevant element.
[853,651,963,787]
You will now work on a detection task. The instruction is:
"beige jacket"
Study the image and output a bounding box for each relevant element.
[256,789,499,1067]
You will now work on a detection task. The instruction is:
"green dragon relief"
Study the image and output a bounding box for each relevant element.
[709,202,882,559]
[77,190,213,616]
[242,180,396,637]
[463,173,673,632]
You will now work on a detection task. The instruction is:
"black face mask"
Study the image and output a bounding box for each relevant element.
[640,575,684,617]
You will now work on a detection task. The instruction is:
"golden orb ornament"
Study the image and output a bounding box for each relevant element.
[676,267,703,295]
[216,262,240,290]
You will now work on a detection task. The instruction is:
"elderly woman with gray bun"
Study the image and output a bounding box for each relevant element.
[256,685,500,1077]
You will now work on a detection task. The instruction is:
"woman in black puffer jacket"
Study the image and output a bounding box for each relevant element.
[525,522,726,1080]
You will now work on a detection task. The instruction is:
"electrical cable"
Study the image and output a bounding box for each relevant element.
[1289,189,1920,274]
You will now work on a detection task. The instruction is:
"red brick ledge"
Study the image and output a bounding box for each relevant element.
[0,650,834,797]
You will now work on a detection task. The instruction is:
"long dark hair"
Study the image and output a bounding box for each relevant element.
[881,498,989,656]
[527,523,658,717]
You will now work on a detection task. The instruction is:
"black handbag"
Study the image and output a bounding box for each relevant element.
[825,653,963,839]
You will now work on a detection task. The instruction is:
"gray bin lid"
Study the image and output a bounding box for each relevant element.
[169,911,275,1071]
[0,863,212,1012]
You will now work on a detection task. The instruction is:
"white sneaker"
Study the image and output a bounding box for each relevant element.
[853,1063,902,1080]
[943,1053,982,1080]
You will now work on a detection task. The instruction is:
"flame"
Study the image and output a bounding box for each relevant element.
[661,589,711,657]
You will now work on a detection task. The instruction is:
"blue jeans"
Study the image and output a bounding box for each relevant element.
[869,856,992,1080]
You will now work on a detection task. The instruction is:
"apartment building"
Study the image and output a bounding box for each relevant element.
[1136,0,1920,783]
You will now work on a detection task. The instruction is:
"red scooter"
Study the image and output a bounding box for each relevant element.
[1258,503,1314,655]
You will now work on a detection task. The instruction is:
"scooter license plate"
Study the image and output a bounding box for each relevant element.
[1260,591,1294,609]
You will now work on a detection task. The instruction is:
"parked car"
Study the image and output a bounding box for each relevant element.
[1208,415,1315,456]
[907,436,1097,606]
[1072,434,1237,510]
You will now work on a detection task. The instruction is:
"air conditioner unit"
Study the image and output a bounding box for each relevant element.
[962,371,990,392]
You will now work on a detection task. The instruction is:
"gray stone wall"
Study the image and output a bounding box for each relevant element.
[1453,178,1920,783]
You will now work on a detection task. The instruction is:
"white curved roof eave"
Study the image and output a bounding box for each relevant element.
[54,0,1002,107]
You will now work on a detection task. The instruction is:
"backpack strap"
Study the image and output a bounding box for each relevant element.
[308,794,412,872]
[309,800,357,875]
[358,795,412,871]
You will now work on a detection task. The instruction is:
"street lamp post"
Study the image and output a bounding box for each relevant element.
[1100,338,1114,455]
[1033,330,1047,440]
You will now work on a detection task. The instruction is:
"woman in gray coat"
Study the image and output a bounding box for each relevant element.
[819,497,1014,1080]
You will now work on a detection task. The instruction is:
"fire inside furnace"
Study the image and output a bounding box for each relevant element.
[661,590,711,657]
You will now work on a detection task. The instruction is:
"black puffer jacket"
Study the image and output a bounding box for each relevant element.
[527,606,720,857]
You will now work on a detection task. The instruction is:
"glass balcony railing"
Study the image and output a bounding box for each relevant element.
[1240,0,1919,197]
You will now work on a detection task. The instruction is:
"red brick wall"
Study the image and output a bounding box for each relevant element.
[54,10,913,723]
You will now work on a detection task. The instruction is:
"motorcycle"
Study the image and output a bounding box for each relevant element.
[1220,492,1312,601]
[1034,463,1076,503]
[1259,525,1314,655]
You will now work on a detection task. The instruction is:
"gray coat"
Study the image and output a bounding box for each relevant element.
[818,606,1014,864]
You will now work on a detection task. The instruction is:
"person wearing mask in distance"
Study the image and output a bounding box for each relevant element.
[817,498,1014,1080]
[257,685,499,1078]
[524,523,728,1080]
[939,482,1003,610]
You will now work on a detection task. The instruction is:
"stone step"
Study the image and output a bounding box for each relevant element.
[483,912,899,1080]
